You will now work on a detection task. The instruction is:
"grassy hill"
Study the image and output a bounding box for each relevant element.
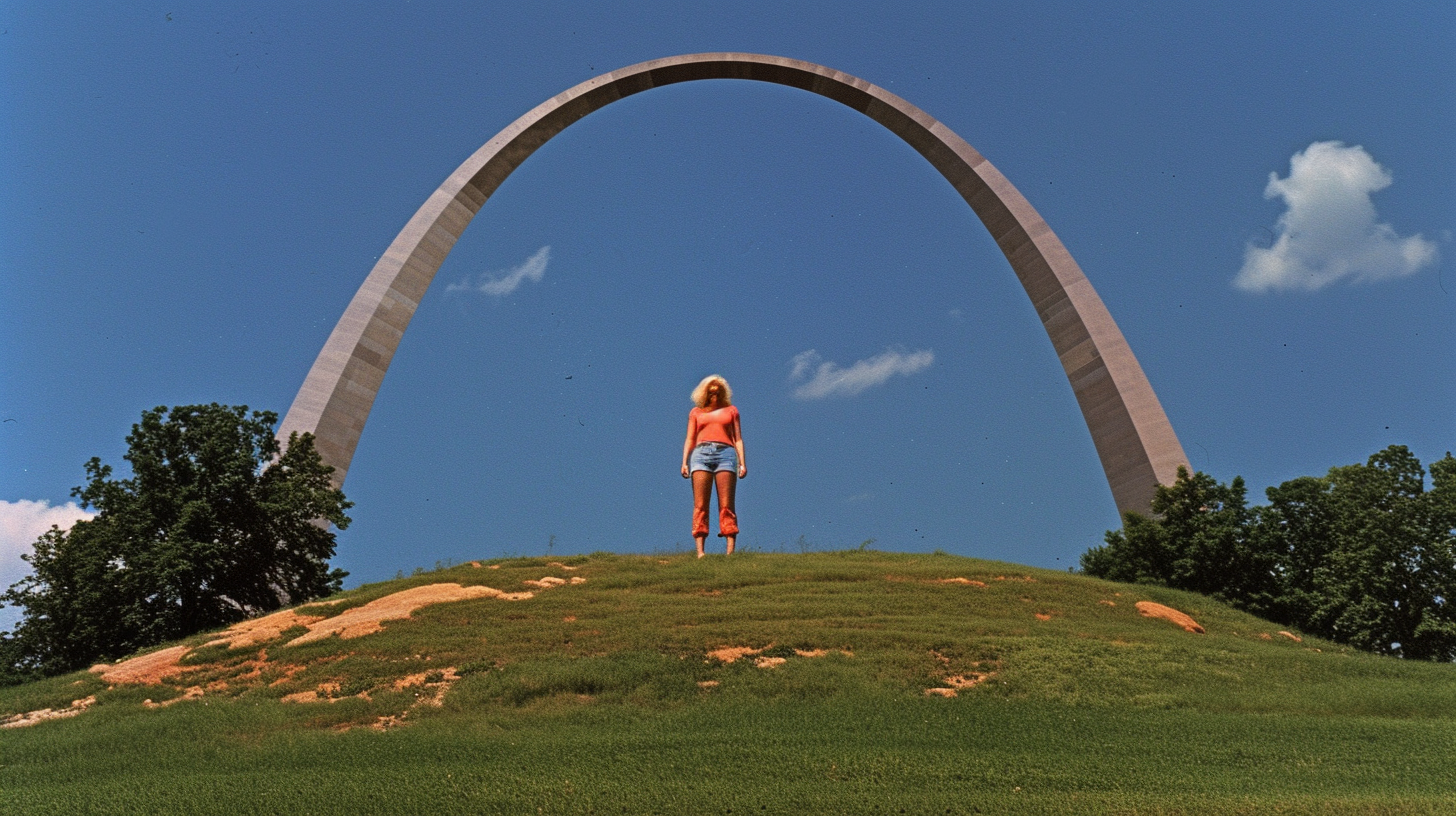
[2,551,1453,814]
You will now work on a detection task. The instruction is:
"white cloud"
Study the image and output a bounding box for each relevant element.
[1235,141,1437,292]
[446,245,551,296]
[0,499,94,592]
[789,347,934,399]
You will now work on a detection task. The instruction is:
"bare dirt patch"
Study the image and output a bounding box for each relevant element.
[754,656,787,669]
[933,577,988,587]
[142,686,204,709]
[1135,601,1205,633]
[267,663,309,686]
[394,667,461,707]
[1034,613,1054,621]
[926,650,998,696]
[286,583,532,645]
[1099,600,1117,607]
[370,714,406,730]
[204,609,324,649]
[707,646,762,663]
[281,689,323,703]
[1,695,97,729]
[1278,631,1303,642]
[91,645,191,685]
[282,680,355,704]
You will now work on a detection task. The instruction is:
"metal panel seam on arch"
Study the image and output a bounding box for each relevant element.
[277,52,1188,518]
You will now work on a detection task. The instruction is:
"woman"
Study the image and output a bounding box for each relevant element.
[681,374,747,557]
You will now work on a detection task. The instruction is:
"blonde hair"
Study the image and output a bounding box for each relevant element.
[691,375,733,407]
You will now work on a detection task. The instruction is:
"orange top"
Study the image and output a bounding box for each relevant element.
[688,405,739,446]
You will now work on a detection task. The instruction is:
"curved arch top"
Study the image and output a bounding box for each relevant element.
[279,53,1187,517]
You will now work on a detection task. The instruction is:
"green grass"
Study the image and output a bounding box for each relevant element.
[2,551,1453,814]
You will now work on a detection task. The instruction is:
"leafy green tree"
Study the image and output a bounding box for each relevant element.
[1259,447,1456,660]
[1082,467,1278,611]
[1083,446,1456,661]
[2,404,351,678]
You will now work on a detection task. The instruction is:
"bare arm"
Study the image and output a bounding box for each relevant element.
[681,410,698,478]
[732,410,746,478]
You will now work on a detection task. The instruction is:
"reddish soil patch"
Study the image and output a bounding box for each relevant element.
[547,562,580,571]
[91,645,191,685]
[524,576,567,588]
[283,680,356,704]
[287,583,532,645]
[933,577,988,587]
[754,656,787,669]
[280,689,323,703]
[142,686,204,709]
[267,664,309,686]
[1099,600,1117,607]
[927,650,999,696]
[706,645,762,663]
[1278,631,1303,642]
[926,671,994,696]
[1034,613,1054,621]
[1,695,97,729]
[204,609,323,649]
[1135,601,1205,633]
[392,667,461,707]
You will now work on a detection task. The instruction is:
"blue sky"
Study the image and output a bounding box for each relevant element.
[3,2,1452,623]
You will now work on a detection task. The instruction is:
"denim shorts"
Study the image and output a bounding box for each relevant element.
[689,442,738,474]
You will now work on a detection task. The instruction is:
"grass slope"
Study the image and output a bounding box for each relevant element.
[2,551,1453,814]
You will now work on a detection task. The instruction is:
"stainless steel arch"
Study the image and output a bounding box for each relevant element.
[279,53,1187,517]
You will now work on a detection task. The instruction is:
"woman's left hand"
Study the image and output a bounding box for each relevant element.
[737,464,747,479]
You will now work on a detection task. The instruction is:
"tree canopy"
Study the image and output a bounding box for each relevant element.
[1082,446,1456,661]
[2,404,351,680]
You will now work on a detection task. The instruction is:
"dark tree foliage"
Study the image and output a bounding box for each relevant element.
[1080,468,1278,613]
[1,404,351,680]
[1082,446,1456,661]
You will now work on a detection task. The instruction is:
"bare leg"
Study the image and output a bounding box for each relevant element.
[692,471,713,557]
[715,470,738,554]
